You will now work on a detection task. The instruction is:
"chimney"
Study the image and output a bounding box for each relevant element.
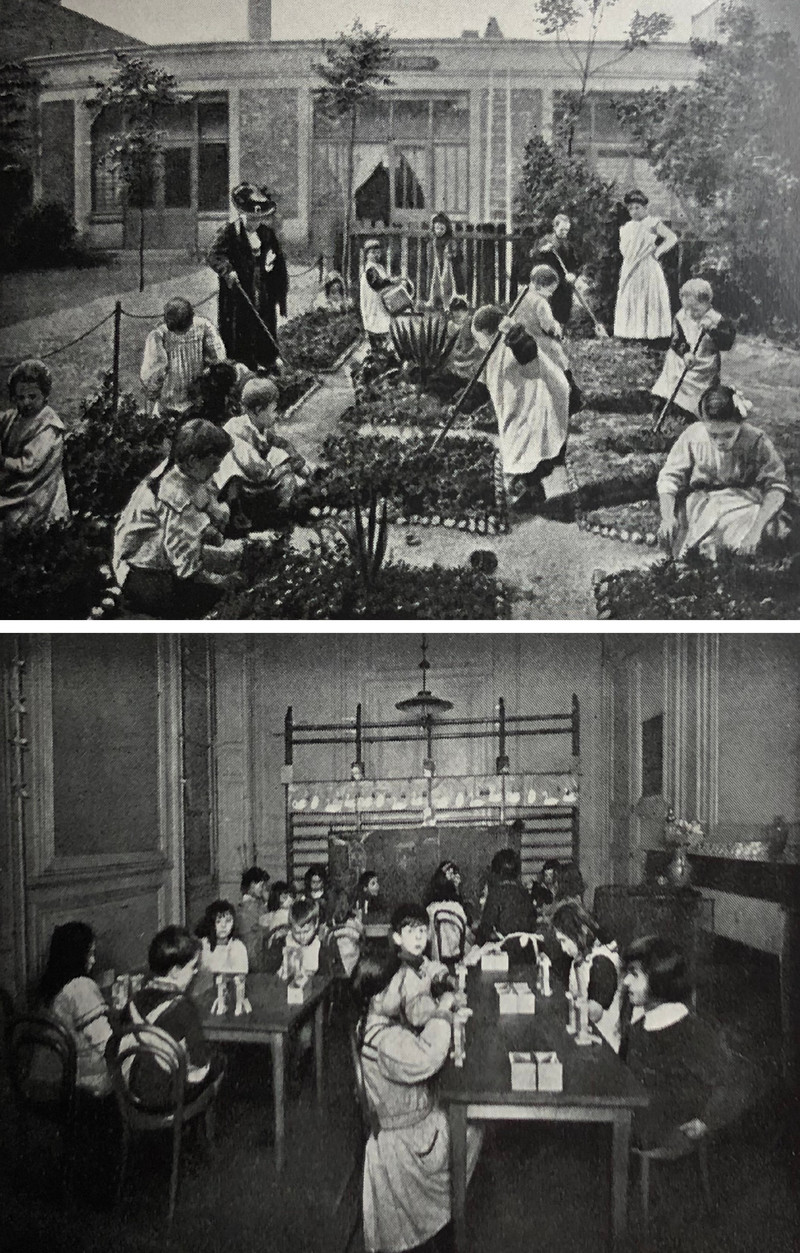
[248,0,272,41]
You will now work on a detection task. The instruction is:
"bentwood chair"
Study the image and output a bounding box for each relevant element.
[431,908,467,965]
[106,1023,222,1227]
[8,1010,78,1199]
[632,1131,713,1227]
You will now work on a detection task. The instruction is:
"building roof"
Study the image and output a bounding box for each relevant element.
[0,0,142,62]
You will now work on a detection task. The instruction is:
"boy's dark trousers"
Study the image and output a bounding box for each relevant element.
[122,568,222,619]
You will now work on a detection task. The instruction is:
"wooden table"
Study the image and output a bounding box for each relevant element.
[199,972,332,1172]
[439,968,648,1252]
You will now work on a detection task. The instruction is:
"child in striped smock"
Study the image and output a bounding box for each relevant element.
[140,297,226,418]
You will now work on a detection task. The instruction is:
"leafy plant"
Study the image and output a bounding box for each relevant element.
[348,491,389,589]
[594,550,800,620]
[1,515,111,620]
[390,314,457,392]
[278,308,362,371]
[64,372,172,519]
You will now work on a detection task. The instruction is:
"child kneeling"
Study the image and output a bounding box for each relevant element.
[355,951,481,1253]
[215,376,308,530]
[113,419,244,618]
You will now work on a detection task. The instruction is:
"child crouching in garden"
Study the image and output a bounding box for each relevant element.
[140,297,226,418]
[113,418,244,618]
[657,384,792,560]
[215,375,309,531]
[0,359,70,535]
[471,305,570,513]
[651,278,736,424]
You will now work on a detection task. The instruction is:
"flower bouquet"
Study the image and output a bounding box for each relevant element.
[663,809,705,849]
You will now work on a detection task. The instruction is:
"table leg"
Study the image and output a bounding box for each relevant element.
[271,1034,286,1172]
[314,996,325,1104]
[448,1104,468,1253]
[611,1111,632,1250]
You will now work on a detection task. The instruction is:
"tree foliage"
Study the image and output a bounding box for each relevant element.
[0,62,42,223]
[533,0,673,152]
[616,7,800,331]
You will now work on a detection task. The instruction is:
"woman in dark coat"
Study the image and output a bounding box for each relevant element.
[206,183,289,372]
[529,212,581,328]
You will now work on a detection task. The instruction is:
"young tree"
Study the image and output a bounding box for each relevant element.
[312,22,394,288]
[616,6,800,330]
[0,62,42,227]
[87,53,182,292]
[534,0,674,153]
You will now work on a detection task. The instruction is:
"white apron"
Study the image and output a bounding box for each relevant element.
[651,308,724,417]
[484,339,570,477]
[569,940,622,1053]
[360,261,392,336]
[614,217,672,340]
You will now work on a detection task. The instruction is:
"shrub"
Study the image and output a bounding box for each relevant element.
[213,533,511,619]
[64,373,173,519]
[594,550,800,620]
[390,313,457,391]
[2,201,99,272]
[278,308,362,371]
[1,514,111,620]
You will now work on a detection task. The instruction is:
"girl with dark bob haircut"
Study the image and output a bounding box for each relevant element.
[623,933,692,1004]
[552,902,622,1052]
[38,920,113,1097]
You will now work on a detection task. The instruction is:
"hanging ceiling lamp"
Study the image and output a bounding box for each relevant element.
[395,636,453,717]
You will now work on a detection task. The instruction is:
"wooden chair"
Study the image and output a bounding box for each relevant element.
[632,1131,713,1226]
[106,1023,222,1227]
[333,1027,379,1252]
[8,1010,78,1198]
[431,908,467,965]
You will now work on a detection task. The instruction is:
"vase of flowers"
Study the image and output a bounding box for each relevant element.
[663,810,704,888]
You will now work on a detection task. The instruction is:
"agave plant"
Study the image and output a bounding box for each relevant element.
[345,489,389,590]
[390,313,457,393]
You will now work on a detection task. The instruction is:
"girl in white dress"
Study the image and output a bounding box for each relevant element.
[196,899,249,975]
[354,952,481,1252]
[613,190,677,342]
[553,902,622,1053]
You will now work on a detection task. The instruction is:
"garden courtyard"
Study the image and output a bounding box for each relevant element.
[1,257,799,621]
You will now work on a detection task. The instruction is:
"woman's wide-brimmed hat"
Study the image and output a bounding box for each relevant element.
[231,183,276,215]
[363,237,383,253]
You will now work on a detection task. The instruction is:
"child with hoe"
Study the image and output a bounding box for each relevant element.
[651,278,736,423]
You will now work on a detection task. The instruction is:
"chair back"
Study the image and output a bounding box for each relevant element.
[330,922,362,977]
[9,1010,77,1121]
[349,1027,380,1140]
[266,924,290,948]
[432,908,467,963]
[107,1023,188,1128]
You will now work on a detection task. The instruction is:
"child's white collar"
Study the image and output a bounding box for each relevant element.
[634,1002,689,1032]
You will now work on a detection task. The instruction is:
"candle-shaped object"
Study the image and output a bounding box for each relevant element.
[539,953,552,998]
[577,996,590,1040]
[453,1018,466,1068]
[234,973,251,1015]
[456,963,467,996]
[565,991,577,1034]
[212,974,228,1015]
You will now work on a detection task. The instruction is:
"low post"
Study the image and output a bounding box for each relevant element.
[111,300,122,412]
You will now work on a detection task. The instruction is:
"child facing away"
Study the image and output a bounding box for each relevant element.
[112,418,244,618]
[622,936,735,1150]
[657,383,792,560]
[119,925,223,1110]
[140,297,226,418]
[552,902,622,1053]
[38,920,113,1097]
[471,305,570,513]
[215,376,309,530]
[424,860,471,965]
[236,866,271,972]
[651,279,736,423]
[0,359,69,535]
[195,899,249,975]
[475,847,538,960]
[518,265,583,414]
[354,951,481,1253]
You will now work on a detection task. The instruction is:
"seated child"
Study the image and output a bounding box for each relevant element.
[352,869,382,921]
[355,951,481,1253]
[215,376,308,530]
[330,890,364,978]
[657,383,791,560]
[39,920,112,1097]
[424,861,471,964]
[113,418,244,618]
[447,296,485,380]
[196,899,249,975]
[651,279,736,424]
[622,936,734,1150]
[186,359,246,427]
[518,265,583,414]
[260,879,294,938]
[378,903,454,1030]
[553,902,622,1052]
[0,359,69,534]
[312,271,351,313]
[140,297,226,418]
[472,305,570,512]
[264,895,344,980]
[236,866,271,972]
[475,848,538,960]
[304,863,333,932]
[121,925,222,1110]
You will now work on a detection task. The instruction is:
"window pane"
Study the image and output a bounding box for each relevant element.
[198,143,229,211]
[395,147,426,209]
[392,99,430,140]
[432,98,469,142]
[434,145,468,215]
[198,97,229,140]
[164,147,191,208]
[355,96,390,141]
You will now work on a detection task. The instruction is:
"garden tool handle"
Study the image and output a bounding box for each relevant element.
[233,280,287,364]
[653,327,709,433]
[547,250,608,337]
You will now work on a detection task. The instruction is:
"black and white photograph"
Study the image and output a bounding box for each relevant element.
[0,631,797,1251]
[1,1,799,620]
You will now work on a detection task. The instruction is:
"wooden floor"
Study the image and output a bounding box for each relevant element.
[1,953,796,1253]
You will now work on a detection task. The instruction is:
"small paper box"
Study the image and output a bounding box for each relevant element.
[512,982,536,1014]
[287,983,306,1005]
[482,950,509,973]
[498,984,519,1014]
[509,1051,538,1091]
[534,1051,563,1092]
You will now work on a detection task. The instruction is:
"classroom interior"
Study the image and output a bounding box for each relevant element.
[0,632,797,1253]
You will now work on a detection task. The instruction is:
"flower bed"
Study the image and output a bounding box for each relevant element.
[2,514,112,620]
[276,364,317,413]
[569,338,660,414]
[279,308,362,371]
[594,550,800,619]
[582,499,661,545]
[568,412,668,512]
[306,428,500,525]
[212,533,511,619]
